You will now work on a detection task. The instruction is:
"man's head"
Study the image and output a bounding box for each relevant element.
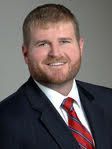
[22,4,84,87]
[23,3,80,47]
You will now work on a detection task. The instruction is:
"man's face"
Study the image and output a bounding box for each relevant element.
[22,22,84,85]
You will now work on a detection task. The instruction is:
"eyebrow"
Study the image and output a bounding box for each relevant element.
[58,37,72,41]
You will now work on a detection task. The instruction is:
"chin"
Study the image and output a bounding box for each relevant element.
[40,75,74,85]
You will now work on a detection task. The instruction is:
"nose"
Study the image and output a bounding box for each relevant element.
[48,43,61,57]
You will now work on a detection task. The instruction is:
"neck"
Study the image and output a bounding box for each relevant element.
[41,80,74,96]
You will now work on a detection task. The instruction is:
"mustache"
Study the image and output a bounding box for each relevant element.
[43,56,69,64]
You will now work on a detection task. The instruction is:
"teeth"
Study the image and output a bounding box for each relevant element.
[49,62,65,66]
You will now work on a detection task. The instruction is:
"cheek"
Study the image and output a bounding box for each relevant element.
[67,48,81,62]
[29,50,46,63]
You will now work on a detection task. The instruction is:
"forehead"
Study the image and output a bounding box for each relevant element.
[30,22,75,38]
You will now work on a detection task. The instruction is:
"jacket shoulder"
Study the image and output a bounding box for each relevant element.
[0,80,28,114]
[76,80,112,106]
[76,80,112,94]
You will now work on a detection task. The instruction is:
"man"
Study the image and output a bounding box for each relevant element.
[0,3,112,149]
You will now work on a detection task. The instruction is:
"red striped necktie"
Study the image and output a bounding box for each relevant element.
[61,97,95,149]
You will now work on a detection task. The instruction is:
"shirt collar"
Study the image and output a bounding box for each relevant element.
[34,80,81,109]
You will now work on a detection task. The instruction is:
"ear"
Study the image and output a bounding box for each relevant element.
[79,37,84,56]
[22,44,29,64]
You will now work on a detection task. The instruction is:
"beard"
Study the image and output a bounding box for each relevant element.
[28,56,81,85]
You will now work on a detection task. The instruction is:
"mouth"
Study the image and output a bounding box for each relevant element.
[48,62,67,66]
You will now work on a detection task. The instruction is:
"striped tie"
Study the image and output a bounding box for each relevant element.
[62,97,94,149]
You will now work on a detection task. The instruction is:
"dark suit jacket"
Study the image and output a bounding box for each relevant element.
[0,77,112,149]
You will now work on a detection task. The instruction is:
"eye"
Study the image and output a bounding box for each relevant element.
[38,42,48,47]
[60,40,71,44]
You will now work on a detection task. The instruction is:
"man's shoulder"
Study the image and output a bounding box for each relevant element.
[0,78,37,135]
[0,77,41,115]
[76,80,112,93]
[0,80,28,114]
[76,80,112,102]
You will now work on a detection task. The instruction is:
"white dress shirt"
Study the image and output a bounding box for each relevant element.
[35,80,92,133]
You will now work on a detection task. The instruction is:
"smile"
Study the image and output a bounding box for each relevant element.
[48,62,66,66]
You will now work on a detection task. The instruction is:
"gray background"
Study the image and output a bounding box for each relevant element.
[0,0,112,101]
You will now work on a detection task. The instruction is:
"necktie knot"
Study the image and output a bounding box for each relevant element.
[62,97,74,112]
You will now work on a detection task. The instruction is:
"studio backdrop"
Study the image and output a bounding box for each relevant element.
[0,0,112,101]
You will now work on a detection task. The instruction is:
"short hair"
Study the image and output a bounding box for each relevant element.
[23,3,80,46]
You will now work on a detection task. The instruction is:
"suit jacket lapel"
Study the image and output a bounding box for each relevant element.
[25,77,79,149]
[77,82,110,149]
[40,102,79,149]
